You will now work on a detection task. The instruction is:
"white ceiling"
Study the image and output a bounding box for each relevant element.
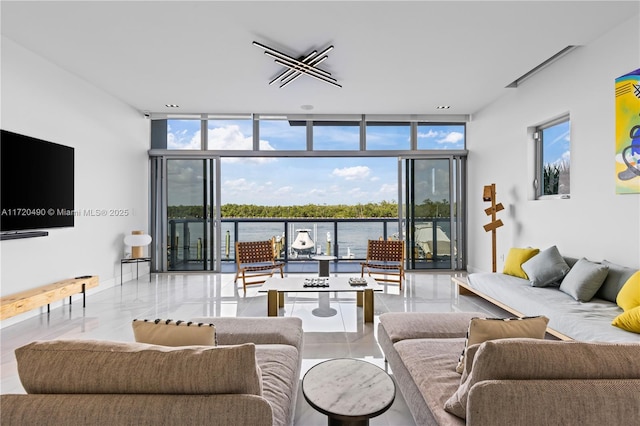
[2,1,638,117]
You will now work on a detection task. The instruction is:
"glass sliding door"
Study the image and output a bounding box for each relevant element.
[405,157,465,270]
[158,158,219,271]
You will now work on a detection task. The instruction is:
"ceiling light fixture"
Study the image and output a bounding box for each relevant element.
[436,105,451,109]
[165,104,179,108]
[253,41,341,89]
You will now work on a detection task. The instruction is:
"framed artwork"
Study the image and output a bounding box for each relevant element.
[615,68,640,194]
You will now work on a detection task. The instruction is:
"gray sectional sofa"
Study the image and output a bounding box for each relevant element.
[459,256,639,342]
[0,316,303,426]
[378,312,640,426]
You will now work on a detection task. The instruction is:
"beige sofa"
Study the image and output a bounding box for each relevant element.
[378,312,640,426]
[0,316,303,426]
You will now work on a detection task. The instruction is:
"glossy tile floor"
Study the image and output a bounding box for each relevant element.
[0,271,505,425]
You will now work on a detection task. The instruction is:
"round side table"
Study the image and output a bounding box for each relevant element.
[302,358,396,426]
[312,255,337,277]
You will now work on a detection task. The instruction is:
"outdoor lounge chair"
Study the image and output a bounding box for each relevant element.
[360,239,405,290]
[234,239,285,292]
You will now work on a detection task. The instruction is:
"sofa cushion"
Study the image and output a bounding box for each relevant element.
[616,270,640,311]
[255,344,301,426]
[596,261,637,302]
[521,245,570,287]
[559,258,609,302]
[132,319,217,346]
[612,306,640,333]
[445,339,640,419]
[394,338,466,426]
[16,340,262,396]
[191,316,303,349]
[502,247,539,279]
[455,316,549,373]
[378,312,483,343]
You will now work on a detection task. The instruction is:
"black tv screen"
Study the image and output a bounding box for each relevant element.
[1,129,74,232]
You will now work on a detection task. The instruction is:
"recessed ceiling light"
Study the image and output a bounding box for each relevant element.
[301,104,314,110]
[165,104,180,108]
[436,105,451,109]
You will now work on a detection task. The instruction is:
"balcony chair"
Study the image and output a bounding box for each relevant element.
[360,239,405,290]
[234,239,285,292]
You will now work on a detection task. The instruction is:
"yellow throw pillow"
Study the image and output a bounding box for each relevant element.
[612,306,640,333]
[503,247,540,279]
[616,271,640,311]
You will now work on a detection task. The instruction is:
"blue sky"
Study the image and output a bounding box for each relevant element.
[167,120,464,206]
[542,120,571,167]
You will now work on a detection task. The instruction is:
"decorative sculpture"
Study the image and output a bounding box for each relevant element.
[482,184,504,272]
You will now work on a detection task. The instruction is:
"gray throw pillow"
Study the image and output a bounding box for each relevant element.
[521,245,570,287]
[595,260,637,302]
[559,258,609,302]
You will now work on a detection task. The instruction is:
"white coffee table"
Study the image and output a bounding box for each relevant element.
[258,276,381,323]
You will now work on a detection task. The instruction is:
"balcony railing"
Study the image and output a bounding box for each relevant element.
[167,217,454,271]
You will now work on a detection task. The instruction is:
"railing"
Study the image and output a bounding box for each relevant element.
[167,217,454,269]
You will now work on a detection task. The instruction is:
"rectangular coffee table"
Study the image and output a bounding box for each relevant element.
[258,276,382,323]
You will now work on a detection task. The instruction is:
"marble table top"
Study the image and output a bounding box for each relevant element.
[302,358,396,421]
[312,255,338,261]
[259,276,381,293]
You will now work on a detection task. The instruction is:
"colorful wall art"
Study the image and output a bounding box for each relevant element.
[615,68,640,194]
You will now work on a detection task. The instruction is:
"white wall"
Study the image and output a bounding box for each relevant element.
[467,15,640,273]
[0,36,150,327]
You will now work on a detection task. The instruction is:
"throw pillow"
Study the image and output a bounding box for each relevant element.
[16,340,262,396]
[502,247,540,279]
[596,261,637,302]
[132,319,217,346]
[616,271,640,312]
[455,316,549,374]
[612,306,640,333]
[558,258,609,302]
[445,339,640,419]
[521,245,570,287]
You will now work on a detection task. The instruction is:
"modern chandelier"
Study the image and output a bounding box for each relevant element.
[253,41,341,88]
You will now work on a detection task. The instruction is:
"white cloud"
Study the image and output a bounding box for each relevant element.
[331,166,371,180]
[224,178,255,192]
[209,126,276,164]
[168,129,201,150]
[378,183,397,195]
[309,188,327,197]
[275,186,294,195]
[437,131,464,144]
[418,129,438,138]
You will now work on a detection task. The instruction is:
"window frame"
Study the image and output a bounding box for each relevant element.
[533,114,571,200]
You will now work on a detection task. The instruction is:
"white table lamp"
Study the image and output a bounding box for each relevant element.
[124,231,152,258]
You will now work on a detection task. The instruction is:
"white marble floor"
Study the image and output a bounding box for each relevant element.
[0,271,505,425]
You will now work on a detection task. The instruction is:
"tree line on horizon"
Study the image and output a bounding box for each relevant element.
[168,199,451,219]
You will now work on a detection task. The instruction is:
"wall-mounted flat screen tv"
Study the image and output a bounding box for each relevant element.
[1,129,74,233]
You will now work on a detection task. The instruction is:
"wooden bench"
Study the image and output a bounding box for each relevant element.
[234,239,285,292]
[0,275,99,321]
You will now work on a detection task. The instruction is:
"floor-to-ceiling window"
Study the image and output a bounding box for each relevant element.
[149,115,468,272]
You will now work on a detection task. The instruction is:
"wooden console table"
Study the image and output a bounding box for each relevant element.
[0,275,99,320]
